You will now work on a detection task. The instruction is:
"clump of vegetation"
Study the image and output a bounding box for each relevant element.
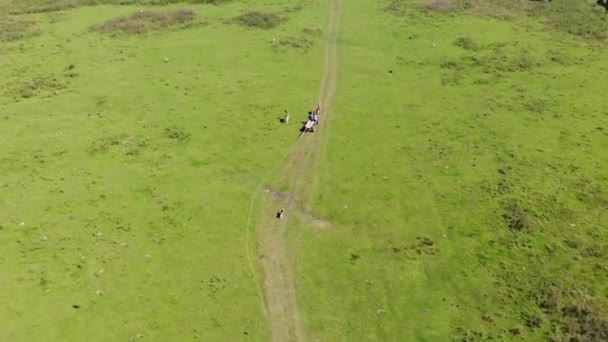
[503,201,534,231]
[453,36,480,51]
[273,36,313,52]
[533,285,608,340]
[89,134,149,156]
[0,15,40,41]
[526,99,547,114]
[302,27,322,36]
[232,11,283,29]
[413,237,437,255]
[15,75,65,99]
[393,0,608,41]
[92,9,196,35]
[532,0,608,41]
[440,75,462,86]
[164,127,190,142]
[7,0,230,14]
[422,0,463,12]
[439,60,463,70]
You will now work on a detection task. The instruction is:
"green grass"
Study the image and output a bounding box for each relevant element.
[298,0,608,340]
[0,1,325,340]
[1,0,608,340]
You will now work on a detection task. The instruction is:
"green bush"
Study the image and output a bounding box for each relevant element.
[453,36,480,51]
[92,9,196,35]
[232,11,283,29]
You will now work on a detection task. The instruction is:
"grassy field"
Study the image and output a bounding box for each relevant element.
[298,0,608,340]
[1,0,608,341]
[1,0,327,340]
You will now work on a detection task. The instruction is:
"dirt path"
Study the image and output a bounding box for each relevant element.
[255,1,341,341]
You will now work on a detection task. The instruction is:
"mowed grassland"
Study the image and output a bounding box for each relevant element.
[297,0,608,340]
[0,0,328,340]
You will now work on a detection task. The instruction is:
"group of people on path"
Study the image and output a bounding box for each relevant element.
[276,102,322,219]
[282,101,321,128]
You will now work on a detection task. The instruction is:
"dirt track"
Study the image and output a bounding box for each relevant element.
[255,1,341,341]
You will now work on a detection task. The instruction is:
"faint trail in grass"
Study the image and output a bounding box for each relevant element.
[243,139,304,324]
[252,0,342,341]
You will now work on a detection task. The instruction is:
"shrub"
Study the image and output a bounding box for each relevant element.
[302,27,322,36]
[92,9,196,35]
[453,36,480,51]
[273,36,313,52]
[503,201,534,231]
[232,11,283,29]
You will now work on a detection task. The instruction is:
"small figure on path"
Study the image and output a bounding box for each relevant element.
[277,208,285,219]
[284,110,289,124]
[308,112,315,122]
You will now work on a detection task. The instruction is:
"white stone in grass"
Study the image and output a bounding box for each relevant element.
[569,223,576,228]
[97,268,105,275]
[96,290,103,295]
[145,253,151,258]
[120,242,128,247]
[19,222,25,226]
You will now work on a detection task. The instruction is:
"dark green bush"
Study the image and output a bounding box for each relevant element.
[453,36,480,51]
[232,11,283,29]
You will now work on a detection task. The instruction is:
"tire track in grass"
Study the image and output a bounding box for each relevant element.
[249,1,342,340]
